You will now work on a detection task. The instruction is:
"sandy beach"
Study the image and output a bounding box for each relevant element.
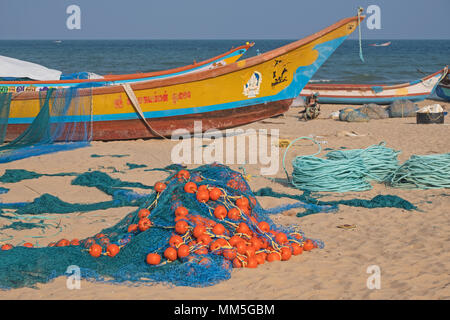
[0,99,449,300]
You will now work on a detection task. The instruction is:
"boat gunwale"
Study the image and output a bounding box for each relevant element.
[1,43,254,85]
[11,15,362,101]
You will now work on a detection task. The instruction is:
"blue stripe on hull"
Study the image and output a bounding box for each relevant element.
[0,49,247,89]
[436,85,450,101]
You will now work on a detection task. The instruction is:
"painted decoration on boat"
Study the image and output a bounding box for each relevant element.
[243,71,262,98]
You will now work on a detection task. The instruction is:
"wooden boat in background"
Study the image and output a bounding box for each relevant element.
[300,67,448,105]
[4,14,363,141]
[436,73,450,101]
[0,42,254,91]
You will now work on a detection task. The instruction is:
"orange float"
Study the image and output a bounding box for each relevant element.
[127,224,138,233]
[106,244,120,257]
[236,222,251,235]
[209,240,222,252]
[213,205,227,220]
[184,182,197,193]
[177,244,190,258]
[280,247,292,261]
[70,239,80,246]
[291,242,303,255]
[89,244,102,258]
[169,235,184,248]
[303,240,314,251]
[227,208,241,220]
[176,170,190,180]
[212,223,225,235]
[256,252,267,264]
[154,182,166,193]
[1,244,12,250]
[236,197,249,209]
[232,258,243,268]
[175,220,189,234]
[209,187,222,201]
[193,225,206,238]
[195,247,208,255]
[56,239,70,247]
[235,242,247,255]
[197,234,212,245]
[138,217,152,231]
[257,221,270,233]
[275,232,288,245]
[164,247,178,261]
[196,190,209,203]
[146,253,161,265]
[138,208,150,219]
[222,249,236,260]
[246,256,258,268]
[266,252,281,262]
[175,206,189,217]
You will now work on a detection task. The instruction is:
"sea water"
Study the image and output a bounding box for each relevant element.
[0,39,448,84]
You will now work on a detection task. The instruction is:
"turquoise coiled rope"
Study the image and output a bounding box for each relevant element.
[387,153,450,189]
[283,138,401,192]
[325,142,401,182]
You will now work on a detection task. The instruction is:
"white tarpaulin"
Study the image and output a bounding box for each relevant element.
[0,55,62,81]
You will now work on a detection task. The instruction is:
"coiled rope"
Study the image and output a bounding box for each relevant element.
[388,153,450,189]
[325,142,400,182]
[283,137,372,192]
[283,138,404,192]
[283,138,449,192]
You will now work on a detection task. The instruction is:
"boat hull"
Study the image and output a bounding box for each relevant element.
[436,84,450,101]
[5,16,362,141]
[300,68,447,105]
[4,99,292,141]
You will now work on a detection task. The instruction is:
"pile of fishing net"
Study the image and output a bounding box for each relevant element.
[358,104,390,119]
[387,100,419,118]
[337,100,419,122]
[0,164,323,290]
[339,107,370,122]
[0,86,96,163]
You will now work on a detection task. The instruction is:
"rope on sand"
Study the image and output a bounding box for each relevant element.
[387,153,450,189]
[283,137,371,192]
[282,138,401,192]
[325,142,400,182]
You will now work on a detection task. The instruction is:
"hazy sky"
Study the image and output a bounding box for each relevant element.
[1,0,449,40]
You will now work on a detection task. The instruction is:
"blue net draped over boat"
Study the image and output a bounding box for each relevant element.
[0,86,93,163]
[0,93,12,143]
[0,164,324,290]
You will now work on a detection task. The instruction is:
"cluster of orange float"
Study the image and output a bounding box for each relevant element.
[143,169,316,269]
[2,168,316,269]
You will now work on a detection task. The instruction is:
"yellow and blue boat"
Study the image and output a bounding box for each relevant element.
[4,15,362,141]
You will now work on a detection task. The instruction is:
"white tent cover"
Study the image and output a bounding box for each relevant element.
[0,55,62,81]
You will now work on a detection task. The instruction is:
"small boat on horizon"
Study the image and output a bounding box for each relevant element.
[369,41,391,47]
[300,67,448,105]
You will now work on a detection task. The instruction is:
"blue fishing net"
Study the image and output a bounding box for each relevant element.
[0,86,93,163]
[0,164,324,290]
[0,92,11,143]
